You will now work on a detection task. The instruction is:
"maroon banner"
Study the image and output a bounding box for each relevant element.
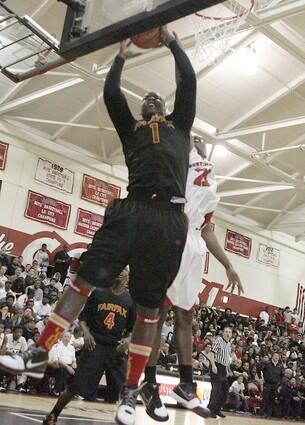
[0,142,9,170]
[25,191,71,230]
[225,229,252,258]
[74,208,104,239]
[81,174,121,207]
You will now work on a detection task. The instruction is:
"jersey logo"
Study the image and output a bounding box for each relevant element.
[97,302,127,318]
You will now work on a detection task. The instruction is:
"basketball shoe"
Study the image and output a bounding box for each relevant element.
[115,384,142,425]
[43,414,57,425]
[139,382,169,421]
[0,344,48,379]
[170,382,211,418]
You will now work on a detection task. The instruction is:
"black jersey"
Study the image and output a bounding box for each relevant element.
[103,40,196,201]
[79,288,135,345]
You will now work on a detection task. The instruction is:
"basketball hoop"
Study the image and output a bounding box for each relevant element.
[191,0,255,66]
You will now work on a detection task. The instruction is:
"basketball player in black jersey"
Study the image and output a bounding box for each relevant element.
[0,26,196,425]
[43,269,135,425]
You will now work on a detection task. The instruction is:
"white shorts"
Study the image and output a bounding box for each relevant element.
[166,230,206,311]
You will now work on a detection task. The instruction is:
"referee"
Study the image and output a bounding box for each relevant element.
[207,327,232,418]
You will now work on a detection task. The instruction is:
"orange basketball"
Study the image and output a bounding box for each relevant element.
[131,27,162,49]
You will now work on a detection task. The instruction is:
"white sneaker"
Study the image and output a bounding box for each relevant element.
[115,384,140,425]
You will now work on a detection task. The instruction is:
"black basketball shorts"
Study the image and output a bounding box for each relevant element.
[77,197,187,308]
[68,344,126,402]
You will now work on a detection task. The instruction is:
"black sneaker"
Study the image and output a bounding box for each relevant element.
[217,412,226,418]
[43,414,58,425]
[170,382,210,418]
[0,344,48,379]
[139,383,169,422]
[115,384,141,425]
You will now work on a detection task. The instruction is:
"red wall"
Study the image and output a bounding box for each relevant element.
[200,279,279,317]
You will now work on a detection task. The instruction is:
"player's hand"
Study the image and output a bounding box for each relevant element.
[119,40,141,60]
[66,365,75,375]
[225,266,244,296]
[212,365,218,374]
[117,336,131,354]
[160,25,176,47]
[84,331,96,351]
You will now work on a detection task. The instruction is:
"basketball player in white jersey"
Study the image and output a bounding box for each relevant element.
[139,136,244,421]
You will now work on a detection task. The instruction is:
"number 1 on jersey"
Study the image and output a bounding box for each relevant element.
[104,312,115,330]
[150,122,160,144]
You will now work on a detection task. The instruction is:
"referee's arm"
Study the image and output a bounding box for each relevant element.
[210,338,221,374]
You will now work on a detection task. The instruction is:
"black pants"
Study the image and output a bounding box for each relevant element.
[53,367,68,393]
[68,344,126,402]
[207,363,229,414]
[78,197,187,308]
[282,396,302,418]
[262,384,278,416]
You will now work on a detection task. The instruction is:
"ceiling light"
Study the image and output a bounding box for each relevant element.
[238,47,257,75]
[0,16,7,28]
[226,46,257,76]
[214,145,228,157]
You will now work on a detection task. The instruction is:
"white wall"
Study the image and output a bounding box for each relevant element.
[0,128,128,253]
[206,217,305,309]
[0,126,305,308]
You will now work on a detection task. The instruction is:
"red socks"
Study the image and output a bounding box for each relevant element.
[39,312,71,351]
[126,343,152,386]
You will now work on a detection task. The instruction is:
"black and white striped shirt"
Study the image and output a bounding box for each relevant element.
[212,336,231,366]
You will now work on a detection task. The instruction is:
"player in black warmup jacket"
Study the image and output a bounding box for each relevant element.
[43,270,135,425]
[0,26,196,425]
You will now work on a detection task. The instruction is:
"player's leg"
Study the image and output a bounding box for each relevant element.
[104,346,127,403]
[168,234,210,417]
[140,306,169,422]
[43,344,106,424]
[115,202,187,425]
[0,200,128,377]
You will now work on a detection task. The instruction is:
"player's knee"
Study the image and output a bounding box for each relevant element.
[137,305,160,323]
[174,307,193,329]
[70,276,94,297]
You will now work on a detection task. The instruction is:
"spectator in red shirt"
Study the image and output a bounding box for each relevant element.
[193,329,203,353]
[275,308,285,335]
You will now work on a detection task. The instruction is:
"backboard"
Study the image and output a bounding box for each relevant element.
[0,2,67,83]
[59,0,224,60]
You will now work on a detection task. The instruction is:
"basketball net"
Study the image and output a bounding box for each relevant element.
[191,0,256,66]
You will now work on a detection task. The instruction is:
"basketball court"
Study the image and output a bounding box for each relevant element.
[0,1,305,425]
[0,393,300,425]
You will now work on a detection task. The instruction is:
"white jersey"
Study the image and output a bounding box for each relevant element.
[166,148,219,310]
[185,148,219,230]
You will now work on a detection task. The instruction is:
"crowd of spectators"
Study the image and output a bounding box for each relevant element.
[161,305,305,420]
[1,245,305,421]
[0,246,81,395]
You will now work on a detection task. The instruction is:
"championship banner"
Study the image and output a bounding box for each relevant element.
[25,191,71,230]
[257,243,280,268]
[225,229,252,258]
[35,158,74,193]
[0,142,9,170]
[81,174,121,207]
[74,208,104,239]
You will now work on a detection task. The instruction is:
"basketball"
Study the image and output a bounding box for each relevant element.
[131,27,162,49]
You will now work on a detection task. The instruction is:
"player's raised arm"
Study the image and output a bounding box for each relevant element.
[103,40,136,142]
[161,26,196,133]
